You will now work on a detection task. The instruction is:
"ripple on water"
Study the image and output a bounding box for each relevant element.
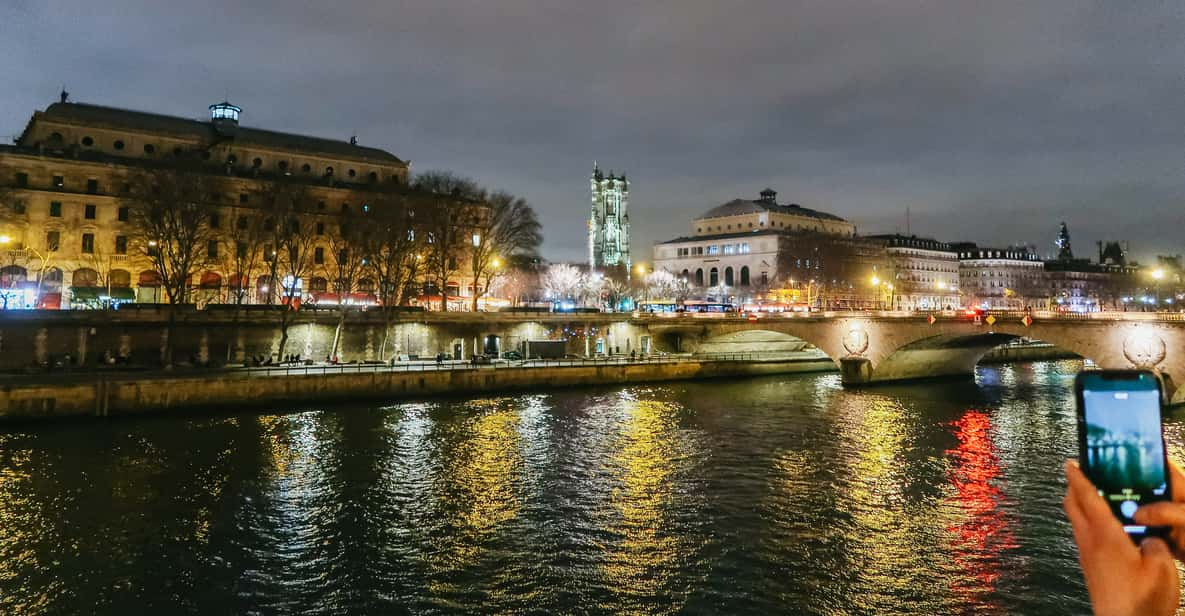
[0,361,1128,614]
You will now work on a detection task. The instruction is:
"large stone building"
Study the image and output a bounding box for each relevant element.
[651,189,884,307]
[0,96,487,310]
[588,164,630,272]
[954,243,1046,310]
[865,235,960,311]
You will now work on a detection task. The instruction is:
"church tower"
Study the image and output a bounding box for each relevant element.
[588,163,631,272]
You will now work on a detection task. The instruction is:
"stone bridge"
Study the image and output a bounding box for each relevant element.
[636,312,1185,402]
[8,307,1185,402]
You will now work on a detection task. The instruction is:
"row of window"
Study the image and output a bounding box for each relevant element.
[675,242,753,257]
[676,266,757,287]
[959,251,1041,261]
[696,220,831,233]
[15,172,105,195]
[55,132,394,183]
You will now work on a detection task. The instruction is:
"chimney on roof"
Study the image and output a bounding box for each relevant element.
[759,188,777,204]
[350,135,358,146]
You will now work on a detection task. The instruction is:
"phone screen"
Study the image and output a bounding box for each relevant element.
[1078,371,1169,537]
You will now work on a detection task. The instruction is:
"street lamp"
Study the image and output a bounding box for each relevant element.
[1152,268,1165,310]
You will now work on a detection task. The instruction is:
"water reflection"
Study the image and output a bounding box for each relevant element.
[602,396,686,611]
[424,398,526,599]
[944,410,1017,607]
[0,362,1130,614]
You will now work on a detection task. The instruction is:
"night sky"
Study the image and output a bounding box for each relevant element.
[2,1,1183,263]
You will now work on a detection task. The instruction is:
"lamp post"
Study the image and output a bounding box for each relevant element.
[1152,268,1165,311]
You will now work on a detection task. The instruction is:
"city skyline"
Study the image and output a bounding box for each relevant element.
[2,2,1182,263]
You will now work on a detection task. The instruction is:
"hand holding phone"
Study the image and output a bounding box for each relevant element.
[1075,370,1172,542]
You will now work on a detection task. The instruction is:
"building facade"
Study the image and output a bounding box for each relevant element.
[954,243,1045,310]
[0,97,484,310]
[588,164,630,272]
[652,189,883,307]
[866,235,960,310]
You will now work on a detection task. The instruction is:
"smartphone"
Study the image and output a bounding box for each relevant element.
[1075,370,1171,542]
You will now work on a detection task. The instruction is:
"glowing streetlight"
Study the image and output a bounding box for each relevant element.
[1152,268,1166,309]
[936,281,947,290]
[492,257,502,269]
[870,275,880,286]
[0,235,11,245]
[148,240,158,247]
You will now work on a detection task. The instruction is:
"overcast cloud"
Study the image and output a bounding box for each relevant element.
[2,1,1183,262]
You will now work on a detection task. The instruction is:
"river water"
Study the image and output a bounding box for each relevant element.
[3,359,1183,614]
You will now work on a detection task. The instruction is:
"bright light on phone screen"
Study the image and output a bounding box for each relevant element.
[1082,384,1168,525]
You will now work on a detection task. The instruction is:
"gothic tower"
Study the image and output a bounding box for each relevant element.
[588,163,631,272]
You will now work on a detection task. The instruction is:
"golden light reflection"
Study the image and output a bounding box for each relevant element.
[426,398,525,591]
[601,398,685,607]
[835,396,949,604]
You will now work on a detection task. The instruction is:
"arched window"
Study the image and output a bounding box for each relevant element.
[109,269,131,288]
[695,268,704,286]
[724,267,734,286]
[740,266,750,286]
[137,270,163,287]
[709,267,719,287]
[368,171,378,182]
[227,273,247,291]
[0,265,27,285]
[42,268,64,291]
[325,166,334,177]
[72,268,99,287]
[198,272,222,289]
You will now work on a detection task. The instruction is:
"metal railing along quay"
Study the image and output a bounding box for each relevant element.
[236,352,765,378]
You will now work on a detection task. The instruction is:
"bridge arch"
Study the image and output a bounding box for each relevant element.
[649,316,1185,403]
[869,333,1083,383]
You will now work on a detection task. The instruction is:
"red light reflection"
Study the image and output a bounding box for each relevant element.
[945,410,1018,604]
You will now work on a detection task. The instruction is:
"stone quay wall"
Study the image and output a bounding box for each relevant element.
[0,307,653,372]
[0,357,837,422]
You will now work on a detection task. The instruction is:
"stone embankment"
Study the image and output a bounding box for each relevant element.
[0,356,836,421]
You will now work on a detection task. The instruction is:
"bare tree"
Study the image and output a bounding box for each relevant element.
[489,267,537,307]
[325,205,370,359]
[468,191,542,311]
[541,263,586,305]
[125,165,222,305]
[363,195,424,360]
[412,171,485,311]
[255,180,317,359]
[224,209,268,304]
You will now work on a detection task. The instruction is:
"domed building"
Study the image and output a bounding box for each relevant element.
[651,189,886,307]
